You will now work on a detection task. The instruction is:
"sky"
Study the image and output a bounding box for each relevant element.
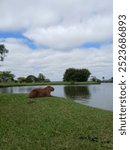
[0,0,113,81]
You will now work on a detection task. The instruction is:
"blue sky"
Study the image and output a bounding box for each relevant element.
[0,31,37,49]
[0,0,113,81]
[0,31,112,49]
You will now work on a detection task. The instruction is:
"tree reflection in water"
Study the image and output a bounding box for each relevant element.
[64,86,91,101]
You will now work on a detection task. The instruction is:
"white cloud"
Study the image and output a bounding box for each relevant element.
[24,14,112,50]
[0,0,113,80]
[0,0,112,31]
[0,0,112,48]
[1,38,112,80]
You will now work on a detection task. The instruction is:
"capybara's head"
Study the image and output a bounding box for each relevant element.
[47,86,54,91]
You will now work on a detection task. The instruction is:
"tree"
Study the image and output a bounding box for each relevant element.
[37,73,46,82]
[102,76,105,81]
[108,77,113,83]
[44,79,50,82]
[17,77,26,83]
[0,44,9,61]
[90,76,101,83]
[111,77,113,82]
[90,76,97,82]
[63,68,91,82]
[0,71,15,82]
[26,75,37,83]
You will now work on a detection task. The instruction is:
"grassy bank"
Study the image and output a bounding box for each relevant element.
[0,81,100,88]
[0,94,112,150]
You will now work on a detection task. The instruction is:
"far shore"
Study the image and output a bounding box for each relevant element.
[0,81,102,88]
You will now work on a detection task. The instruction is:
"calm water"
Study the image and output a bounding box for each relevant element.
[0,83,113,111]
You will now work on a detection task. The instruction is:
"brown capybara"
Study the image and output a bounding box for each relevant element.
[29,86,54,98]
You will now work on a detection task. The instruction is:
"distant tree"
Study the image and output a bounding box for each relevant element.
[90,76,101,83]
[90,76,97,82]
[63,68,91,82]
[96,79,101,83]
[17,77,26,83]
[108,77,113,83]
[0,44,9,61]
[44,78,50,82]
[26,75,37,83]
[37,73,46,82]
[0,71,14,82]
[102,76,105,82]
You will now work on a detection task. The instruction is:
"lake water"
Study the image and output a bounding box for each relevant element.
[0,83,113,111]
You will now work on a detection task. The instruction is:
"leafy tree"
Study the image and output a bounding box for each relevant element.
[44,79,50,82]
[90,76,97,82]
[110,77,113,82]
[102,76,105,81]
[90,76,101,83]
[63,68,91,82]
[37,73,46,82]
[17,77,26,83]
[0,71,15,82]
[96,79,101,83]
[107,77,113,83]
[0,44,9,61]
[26,75,37,83]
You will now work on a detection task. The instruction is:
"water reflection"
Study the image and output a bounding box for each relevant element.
[64,86,91,100]
[0,84,113,111]
[0,87,13,93]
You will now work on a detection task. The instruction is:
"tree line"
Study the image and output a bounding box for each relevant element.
[0,72,50,83]
[0,68,91,83]
[0,69,113,83]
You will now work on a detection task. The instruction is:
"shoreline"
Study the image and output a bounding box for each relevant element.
[0,81,101,88]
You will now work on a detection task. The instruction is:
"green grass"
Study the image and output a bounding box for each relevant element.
[0,81,100,87]
[0,94,112,150]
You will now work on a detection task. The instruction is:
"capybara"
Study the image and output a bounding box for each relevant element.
[29,86,54,98]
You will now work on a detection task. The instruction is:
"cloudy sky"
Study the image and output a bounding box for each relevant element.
[0,0,113,81]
